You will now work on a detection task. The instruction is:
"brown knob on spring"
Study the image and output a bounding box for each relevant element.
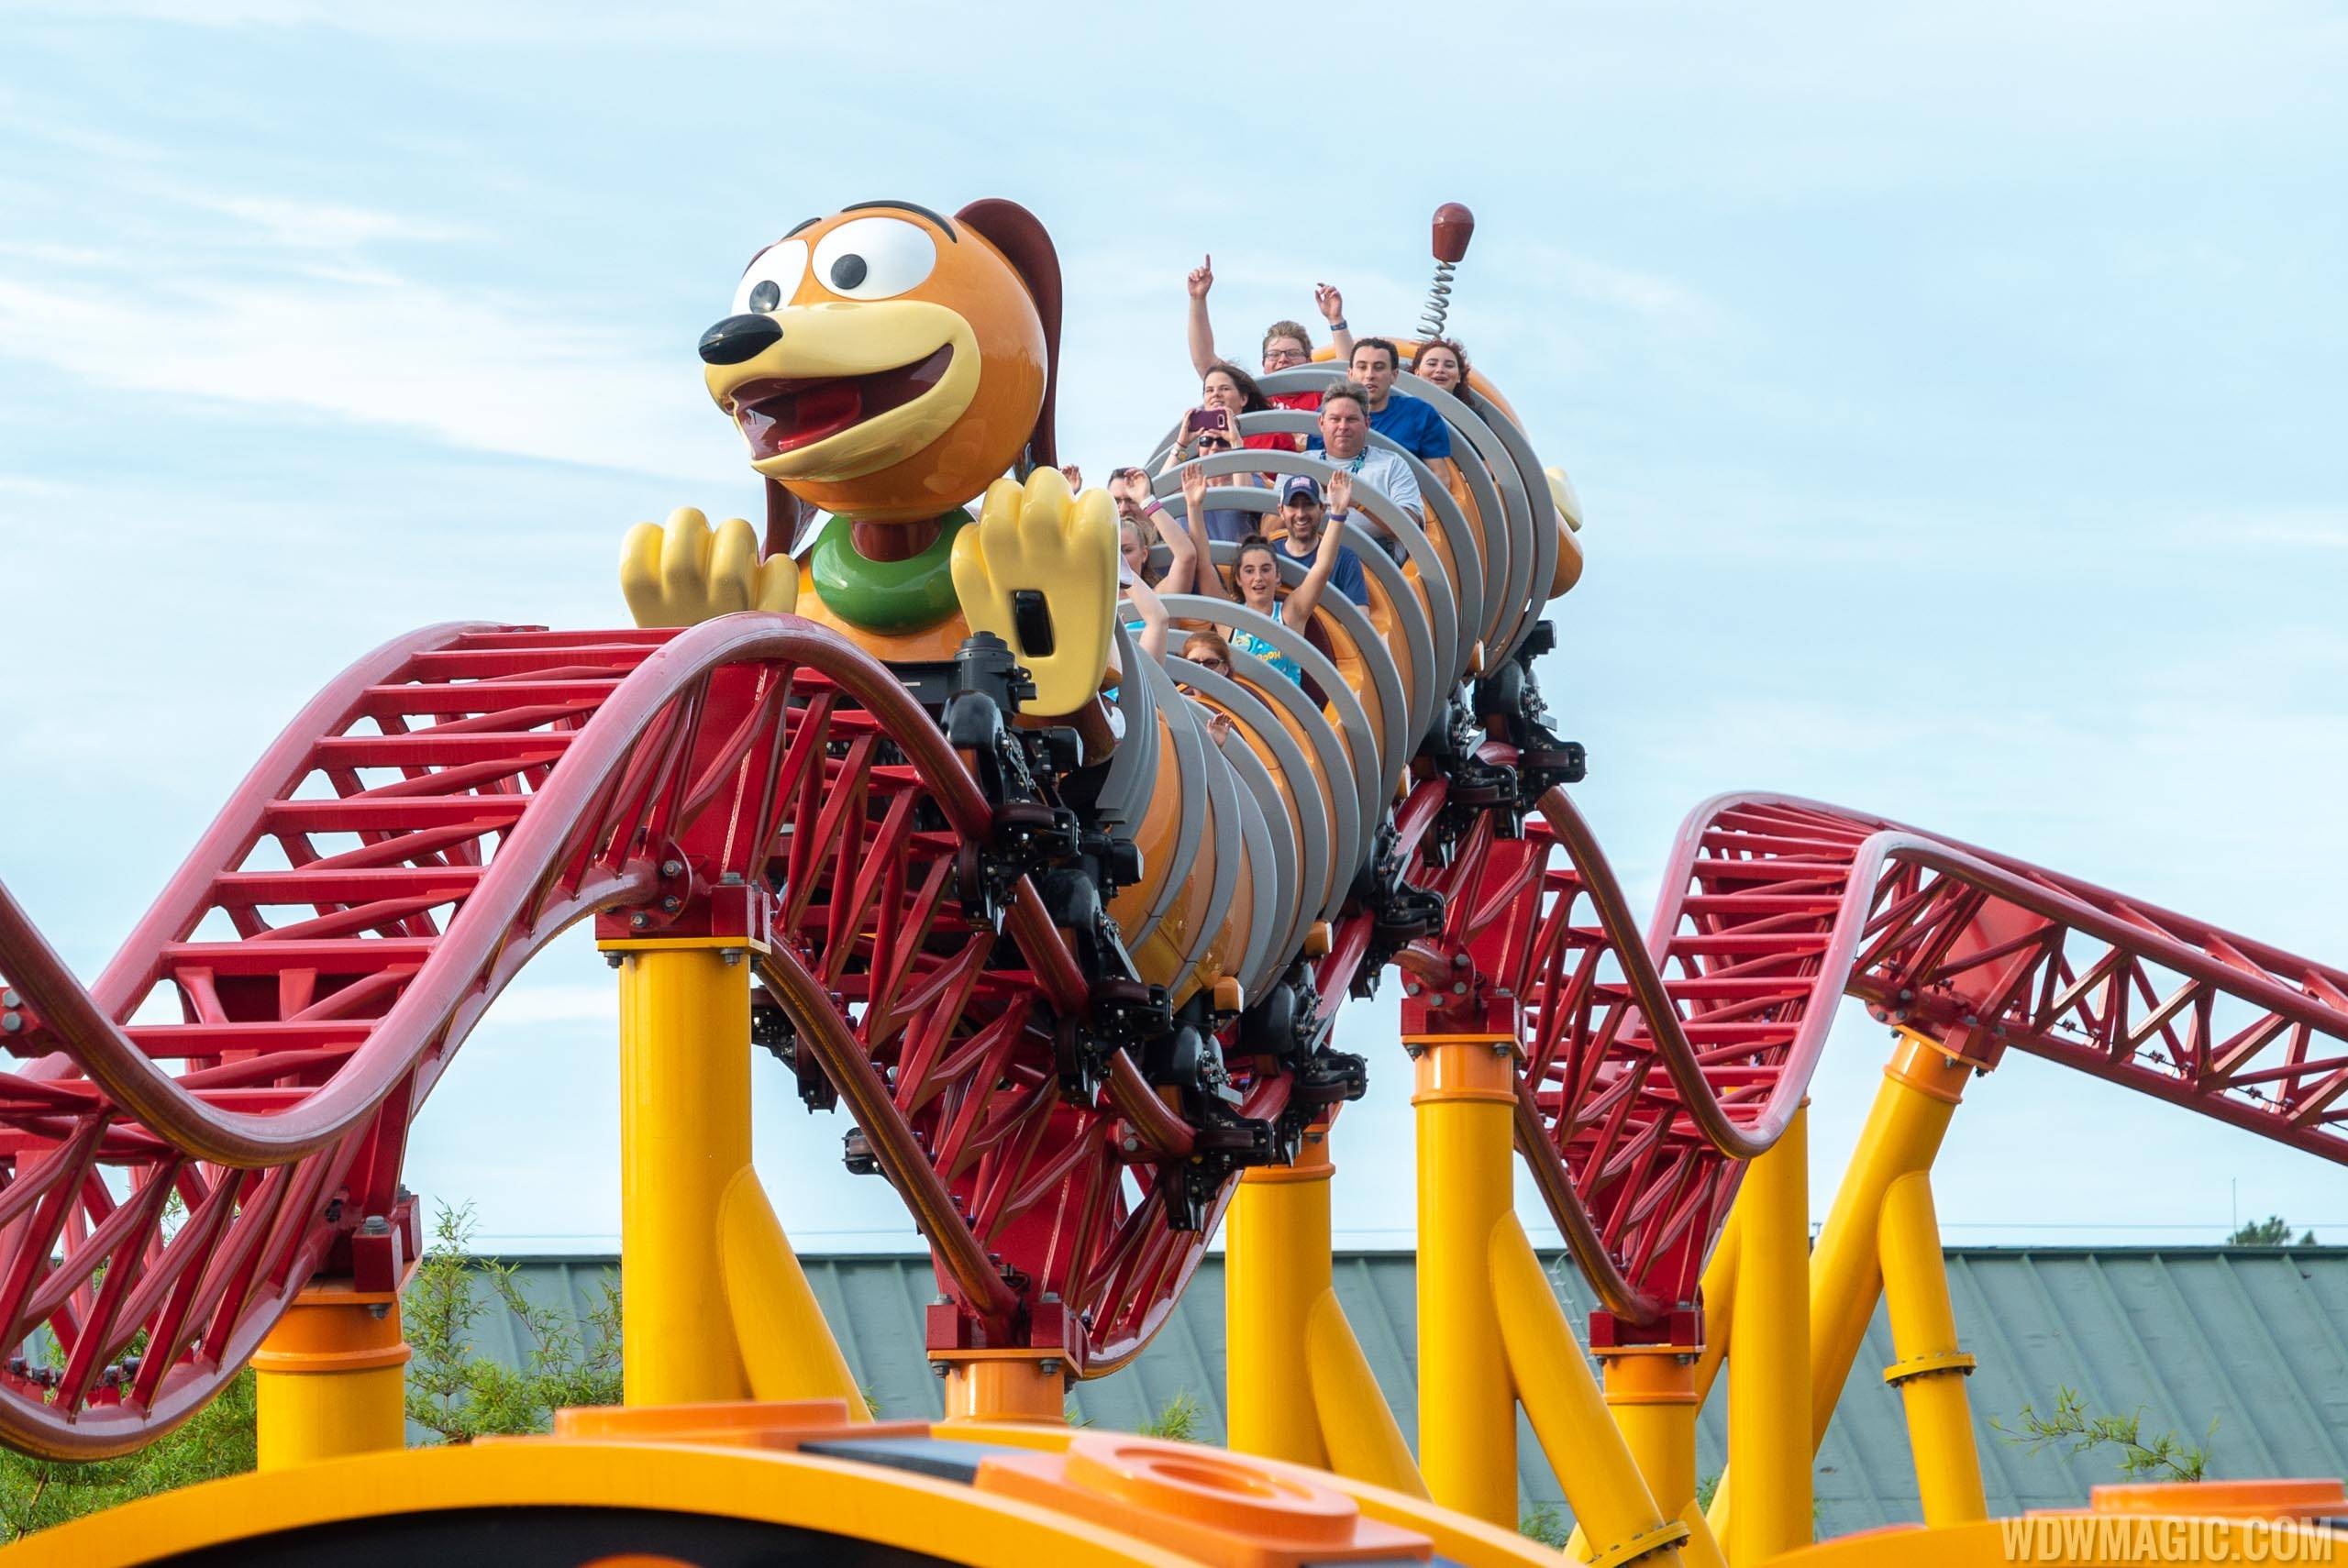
[1432,203,1476,264]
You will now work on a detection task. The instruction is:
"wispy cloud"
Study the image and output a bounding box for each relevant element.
[0,128,733,481]
[2230,511,2348,550]
[178,193,472,252]
[0,268,725,480]
[0,1,849,46]
[1526,247,1725,338]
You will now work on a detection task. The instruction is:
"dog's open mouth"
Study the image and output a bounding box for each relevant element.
[728,347,954,459]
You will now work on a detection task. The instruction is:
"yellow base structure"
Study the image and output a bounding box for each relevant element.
[20,1396,2339,1568]
[14,1399,1577,1568]
[250,1283,410,1471]
[1771,1500,2348,1568]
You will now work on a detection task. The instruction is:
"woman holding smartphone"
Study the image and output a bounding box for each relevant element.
[1196,360,1298,455]
[1160,414,1266,545]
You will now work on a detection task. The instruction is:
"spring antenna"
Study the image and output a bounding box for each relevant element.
[1419,203,1476,339]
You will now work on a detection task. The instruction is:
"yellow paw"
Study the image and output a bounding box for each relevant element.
[949,468,1118,716]
[620,507,799,628]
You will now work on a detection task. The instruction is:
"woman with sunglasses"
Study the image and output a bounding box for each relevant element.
[1171,430,1263,546]
[1198,360,1300,456]
[1175,631,1239,745]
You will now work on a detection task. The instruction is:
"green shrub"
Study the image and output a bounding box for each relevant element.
[0,1367,256,1540]
[1992,1386,2215,1483]
[404,1201,622,1442]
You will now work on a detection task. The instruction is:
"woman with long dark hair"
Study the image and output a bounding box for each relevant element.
[1188,470,1356,685]
[1411,337,1472,400]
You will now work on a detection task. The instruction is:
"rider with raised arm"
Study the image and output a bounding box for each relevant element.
[1190,469,1356,685]
[1273,475,1369,608]
[1185,254,1356,409]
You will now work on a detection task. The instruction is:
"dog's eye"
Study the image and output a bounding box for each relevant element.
[812,216,936,302]
[731,239,808,315]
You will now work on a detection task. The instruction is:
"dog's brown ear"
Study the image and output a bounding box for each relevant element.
[763,478,816,558]
[957,198,1059,475]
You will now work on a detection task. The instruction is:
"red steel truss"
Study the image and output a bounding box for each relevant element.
[0,619,1214,1455]
[6,619,2347,1456]
[1408,777,2348,1324]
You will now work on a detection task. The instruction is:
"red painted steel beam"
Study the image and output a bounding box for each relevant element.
[0,614,1115,1455]
[1460,781,2348,1324]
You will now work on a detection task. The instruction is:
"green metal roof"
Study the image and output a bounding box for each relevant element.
[454,1247,2348,1533]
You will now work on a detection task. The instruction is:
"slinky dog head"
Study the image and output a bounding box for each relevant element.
[699,198,1060,527]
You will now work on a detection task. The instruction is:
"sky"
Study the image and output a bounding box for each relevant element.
[0,1,2343,1258]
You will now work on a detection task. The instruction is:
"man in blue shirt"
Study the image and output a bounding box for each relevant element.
[1310,337,1452,462]
[1276,474,1370,608]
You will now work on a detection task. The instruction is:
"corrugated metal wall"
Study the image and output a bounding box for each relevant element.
[450,1248,2348,1533]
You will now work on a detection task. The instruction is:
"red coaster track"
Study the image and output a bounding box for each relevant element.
[0,617,1223,1456]
[1405,772,2348,1323]
[3,616,2345,1461]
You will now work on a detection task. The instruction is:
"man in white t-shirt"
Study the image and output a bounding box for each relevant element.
[1313,382,1423,542]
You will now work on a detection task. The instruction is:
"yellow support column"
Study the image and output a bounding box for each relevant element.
[1707,1031,1975,1546]
[1803,1032,1974,1446]
[1306,1288,1427,1496]
[1491,1213,1689,1568]
[718,1165,870,1415]
[1412,1033,1520,1528]
[1226,1124,1336,1468]
[1598,1344,1701,1521]
[1573,1214,1737,1564]
[1225,1120,1424,1493]
[251,1284,410,1470]
[610,938,755,1407]
[1690,1202,1742,1405]
[1728,1103,1811,1564]
[1878,1171,1987,1526]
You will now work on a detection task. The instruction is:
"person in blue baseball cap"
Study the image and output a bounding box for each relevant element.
[1276,471,1370,609]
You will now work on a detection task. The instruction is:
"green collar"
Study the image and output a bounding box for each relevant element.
[809,510,969,634]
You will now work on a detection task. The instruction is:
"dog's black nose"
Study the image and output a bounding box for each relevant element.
[699,313,782,366]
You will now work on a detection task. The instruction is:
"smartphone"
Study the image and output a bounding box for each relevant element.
[1185,407,1229,435]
